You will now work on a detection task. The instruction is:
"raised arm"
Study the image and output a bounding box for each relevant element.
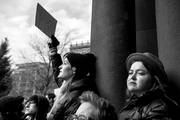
[48,35,62,87]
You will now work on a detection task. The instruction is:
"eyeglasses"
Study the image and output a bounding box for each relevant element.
[67,114,94,120]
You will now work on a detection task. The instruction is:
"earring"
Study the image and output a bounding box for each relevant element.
[72,67,76,74]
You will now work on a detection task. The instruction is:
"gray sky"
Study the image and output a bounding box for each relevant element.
[0,0,92,64]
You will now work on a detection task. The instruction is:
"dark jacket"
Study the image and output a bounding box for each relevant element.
[54,78,93,120]
[119,88,179,120]
[50,53,62,87]
[0,96,24,120]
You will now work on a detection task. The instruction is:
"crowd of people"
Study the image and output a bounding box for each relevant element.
[0,35,179,120]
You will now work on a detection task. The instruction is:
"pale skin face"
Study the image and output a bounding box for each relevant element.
[127,61,154,96]
[75,102,98,120]
[58,57,75,81]
[24,100,37,115]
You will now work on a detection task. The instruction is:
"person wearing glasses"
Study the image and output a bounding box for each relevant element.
[23,95,49,120]
[67,91,118,120]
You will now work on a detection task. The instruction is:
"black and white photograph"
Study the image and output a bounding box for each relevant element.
[0,0,180,120]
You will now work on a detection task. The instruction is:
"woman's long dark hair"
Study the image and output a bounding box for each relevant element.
[64,52,98,94]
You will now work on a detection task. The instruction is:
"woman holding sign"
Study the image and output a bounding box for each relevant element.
[47,35,98,120]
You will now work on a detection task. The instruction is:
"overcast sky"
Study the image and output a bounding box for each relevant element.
[0,0,92,64]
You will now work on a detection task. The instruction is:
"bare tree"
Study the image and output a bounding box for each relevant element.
[18,29,78,95]
[57,28,80,54]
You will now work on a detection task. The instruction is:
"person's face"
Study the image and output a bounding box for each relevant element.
[58,57,74,80]
[24,100,37,115]
[127,61,153,96]
[74,102,98,120]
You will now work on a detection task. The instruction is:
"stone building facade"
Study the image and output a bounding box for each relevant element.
[10,62,57,98]
[70,41,90,53]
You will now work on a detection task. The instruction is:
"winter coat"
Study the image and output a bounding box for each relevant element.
[47,78,95,120]
[50,53,62,87]
[119,88,179,120]
[55,79,94,120]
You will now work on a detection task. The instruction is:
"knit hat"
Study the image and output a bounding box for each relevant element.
[126,52,168,90]
[0,96,24,113]
[64,52,96,80]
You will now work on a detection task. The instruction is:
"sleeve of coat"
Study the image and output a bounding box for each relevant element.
[143,100,172,120]
[49,51,62,87]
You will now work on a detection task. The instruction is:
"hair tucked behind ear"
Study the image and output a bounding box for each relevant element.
[85,53,96,76]
[84,53,98,94]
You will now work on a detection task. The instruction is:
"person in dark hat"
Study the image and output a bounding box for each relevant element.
[47,35,97,120]
[23,95,49,120]
[119,52,180,120]
[0,95,24,120]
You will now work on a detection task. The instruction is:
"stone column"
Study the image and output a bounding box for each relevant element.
[135,0,158,55]
[90,0,135,110]
[156,0,180,103]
